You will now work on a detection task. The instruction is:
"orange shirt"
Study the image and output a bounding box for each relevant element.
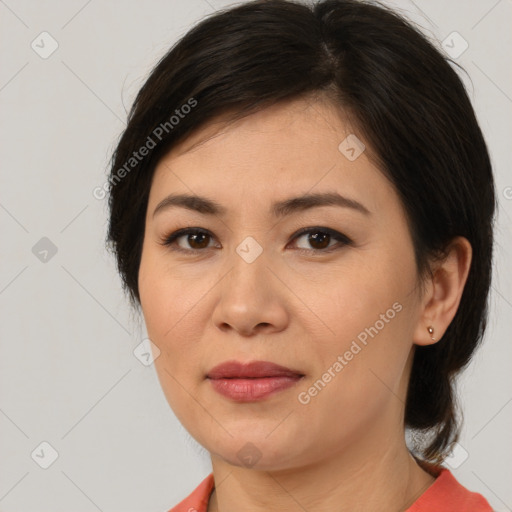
[167,467,493,512]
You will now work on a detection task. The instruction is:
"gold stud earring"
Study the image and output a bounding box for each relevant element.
[427,326,436,341]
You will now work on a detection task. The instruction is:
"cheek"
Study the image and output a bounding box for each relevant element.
[139,248,198,341]
[307,263,409,349]
[303,252,418,398]
[139,261,207,427]
[139,251,187,379]
[294,302,415,447]
[138,249,218,388]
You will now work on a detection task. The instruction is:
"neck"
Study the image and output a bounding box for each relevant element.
[207,432,436,512]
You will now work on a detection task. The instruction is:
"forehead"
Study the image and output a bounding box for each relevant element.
[149,97,392,216]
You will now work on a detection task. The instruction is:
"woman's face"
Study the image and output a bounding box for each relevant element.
[138,97,426,471]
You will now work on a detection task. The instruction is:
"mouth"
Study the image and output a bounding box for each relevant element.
[206,360,305,402]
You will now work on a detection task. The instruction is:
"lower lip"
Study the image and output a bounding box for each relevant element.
[208,376,303,402]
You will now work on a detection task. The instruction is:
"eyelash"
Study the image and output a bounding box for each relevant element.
[158,226,353,255]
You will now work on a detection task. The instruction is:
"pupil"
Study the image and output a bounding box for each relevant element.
[310,232,330,249]
[190,233,209,249]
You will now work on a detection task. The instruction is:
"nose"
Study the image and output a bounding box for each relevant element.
[210,245,289,337]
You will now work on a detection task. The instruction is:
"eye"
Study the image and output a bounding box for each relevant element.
[159,226,352,254]
[159,228,217,253]
[290,226,352,254]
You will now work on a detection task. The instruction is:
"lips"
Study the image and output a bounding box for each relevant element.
[206,360,305,402]
[207,360,304,380]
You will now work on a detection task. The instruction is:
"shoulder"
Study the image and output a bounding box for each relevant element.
[166,473,215,512]
[166,468,493,512]
[407,466,493,512]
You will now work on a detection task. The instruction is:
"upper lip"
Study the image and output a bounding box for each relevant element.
[207,360,304,379]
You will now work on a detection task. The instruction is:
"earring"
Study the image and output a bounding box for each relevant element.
[427,326,436,341]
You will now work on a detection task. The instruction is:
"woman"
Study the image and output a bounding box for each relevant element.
[106,0,496,510]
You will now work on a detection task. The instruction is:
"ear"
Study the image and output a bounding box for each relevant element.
[413,236,472,347]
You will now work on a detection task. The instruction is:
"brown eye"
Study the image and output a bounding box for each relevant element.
[184,232,211,250]
[305,231,331,250]
[160,228,217,252]
[292,227,351,253]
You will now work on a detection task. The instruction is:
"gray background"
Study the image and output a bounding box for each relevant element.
[0,0,511,511]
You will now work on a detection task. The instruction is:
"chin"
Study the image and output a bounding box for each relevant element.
[205,431,310,471]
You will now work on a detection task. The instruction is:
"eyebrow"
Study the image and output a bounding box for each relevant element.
[152,192,371,218]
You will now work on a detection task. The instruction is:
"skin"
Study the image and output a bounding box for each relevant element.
[138,95,472,512]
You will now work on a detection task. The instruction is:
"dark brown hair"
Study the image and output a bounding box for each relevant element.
[106,0,496,462]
